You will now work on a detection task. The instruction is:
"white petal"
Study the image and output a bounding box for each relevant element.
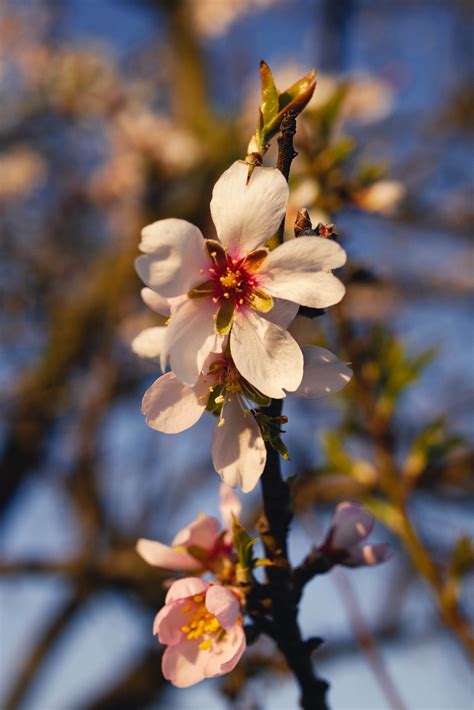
[230,309,303,398]
[141,287,170,317]
[263,298,299,330]
[212,399,266,493]
[131,326,166,362]
[259,236,346,308]
[295,346,352,398]
[210,161,289,256]
[162,299,223,386]
[135,218,209,298]
[142,372,207,433]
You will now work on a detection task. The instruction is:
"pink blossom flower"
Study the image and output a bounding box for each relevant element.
[321,502,391,567]
[136,483,241,572]
[154,578,246,688]
[135,160,346,398]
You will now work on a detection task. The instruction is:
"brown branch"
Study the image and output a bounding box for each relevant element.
[252,116,329,710]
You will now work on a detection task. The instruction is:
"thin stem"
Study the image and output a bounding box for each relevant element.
[255,114,329,709]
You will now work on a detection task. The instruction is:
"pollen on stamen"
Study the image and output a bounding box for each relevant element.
[239,298,244,305]
[210,251,217,257]
[212,297,218,303]
[193,594,204,603]
[217,418,225,427]
[214,394,224,404]
[199,639,213,651]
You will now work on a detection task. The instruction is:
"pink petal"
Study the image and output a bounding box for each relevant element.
[136,538,202,571]
[141,371,208,434]
[330,502,375,549]
[205,585,240,630]
[295,346,352,399]
[210,161,289,256]
[230,309,303,399]
[172,515,220,551]
[165,577,208,604]
[211,398,266,493]
[219,483,241,530]
[203,624,246,678]
[135,218,208,298]
[161,299,223,386]
[344,543,392,567]
[153,600,188,645]
[162,639,208,688]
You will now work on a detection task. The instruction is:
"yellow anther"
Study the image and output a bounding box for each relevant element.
[217,418,225,427]
[193,595,204,603]
[212,297,218,303]
[214,394,224,404]
[181,604,192,613]
[239,298,244,305]
[223,292,230,299]
[199,639,213,651]
[181,625,191,633]
[211,251,217,257]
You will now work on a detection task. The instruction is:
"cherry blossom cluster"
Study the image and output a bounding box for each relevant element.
[137,485,389,687]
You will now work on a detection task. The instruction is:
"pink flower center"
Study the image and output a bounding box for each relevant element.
[208,255,259,309]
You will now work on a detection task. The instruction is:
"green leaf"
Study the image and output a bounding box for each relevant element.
[259,60,279,127]
[277,69,316,112]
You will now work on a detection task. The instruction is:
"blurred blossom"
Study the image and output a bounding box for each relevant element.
[115,108,202,171]
[353,180,406,216]
[45,48,122,117]
[188,0,282,38]
[321,502,391,568]
[0,145,46,202]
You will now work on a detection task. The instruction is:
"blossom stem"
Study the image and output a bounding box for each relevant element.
[255,114,329,709]
[259,400,329,710]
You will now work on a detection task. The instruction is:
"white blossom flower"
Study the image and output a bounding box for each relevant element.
[135,161,346,398]
[134,337,351,492]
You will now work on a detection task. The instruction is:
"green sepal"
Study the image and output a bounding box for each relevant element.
[186,544,211,564]
[205,239,227,268]
[255,412,290,461]
[248,288,273,313]
[216,299,235,335]
[205,384,224,414]
[243,248,268,273]
[188,279,215,298]
[240,381,271,408]
[232,515,258,575]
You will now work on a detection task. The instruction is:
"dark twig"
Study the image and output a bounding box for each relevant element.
[252,115,330,710]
